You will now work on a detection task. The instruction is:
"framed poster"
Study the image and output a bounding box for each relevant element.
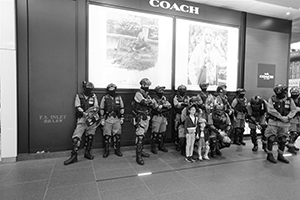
[89,5,173,89]
[175,18,239,91]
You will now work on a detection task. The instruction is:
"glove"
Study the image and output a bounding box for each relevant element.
[100,119,105,126]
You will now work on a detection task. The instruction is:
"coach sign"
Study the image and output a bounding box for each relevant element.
[257,63,275,88]
[149,0,200,14]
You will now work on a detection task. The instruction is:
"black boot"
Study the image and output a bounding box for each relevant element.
[84,135,94,160]
[209,137,217,158]
[136,136,145,165]
[250,129,258,151]
[158,133,168,152]
[238,128,246,146]
[113,135,123,157]
[151,132,158,154]
[141,136,150,157]
[266,136,276,163]
[261,128,267,152]
[267,153,277,163]
[277,153,289,164]
[64,137,80,165]
[233,128,241,145]
[252,144,258,151]
[278,137,289,164]
[103,135,111,158]
[286,132,297,154]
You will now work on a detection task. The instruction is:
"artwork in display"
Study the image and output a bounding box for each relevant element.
[175,18,239,91]
[89,5,173,89]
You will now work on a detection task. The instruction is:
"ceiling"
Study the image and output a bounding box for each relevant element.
[185,0,300,44]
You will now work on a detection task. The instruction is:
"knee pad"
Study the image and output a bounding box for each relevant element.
[72,137,80,147]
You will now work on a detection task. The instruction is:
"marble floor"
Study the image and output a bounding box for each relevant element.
[1,139,300,200]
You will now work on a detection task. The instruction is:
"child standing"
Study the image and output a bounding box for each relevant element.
[184,104,198,162]
[197,118,210,161]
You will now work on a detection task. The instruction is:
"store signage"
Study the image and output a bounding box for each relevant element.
[257,63,275,88]
[149,0,199,14]
[39,115,67,123]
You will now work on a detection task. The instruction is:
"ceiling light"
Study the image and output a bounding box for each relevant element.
[286,12,290,15]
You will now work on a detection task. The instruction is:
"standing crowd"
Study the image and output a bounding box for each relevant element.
[64,79,300,166]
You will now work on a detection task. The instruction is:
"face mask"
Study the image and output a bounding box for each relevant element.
[291,95,299,99]
[238,94,245,98]
[108,90,116,97]
[201,87,208,92]
[141,86,149,92]
[179,91,185,96]
[276,93,286,99]
[157,92,163,98]
[83,88,93,96]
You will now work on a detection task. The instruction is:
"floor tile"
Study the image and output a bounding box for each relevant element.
[0,180,47,200]
[95,167,137,180]
[53,157,93,171]
[44,182,100,200]
[0,165,53,186]
[48,167,95,188]
[141,171,196,195]
[157,188,207,200]
[99,185,153,200]
[97,176,145,192]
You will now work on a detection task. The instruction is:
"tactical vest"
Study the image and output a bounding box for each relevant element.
[152,95,169,115]
[251,102,266,117]
[199,91,208,103]
[212,110,227,130]
[292,97,300,116]
[79,93,96,111]
[234,97,247,112]
[174,95,189,113]
[103,94,122,117]
[271,95,291,116]
[134,90,151,112]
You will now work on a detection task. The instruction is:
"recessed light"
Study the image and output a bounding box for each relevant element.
[286,12,290,15]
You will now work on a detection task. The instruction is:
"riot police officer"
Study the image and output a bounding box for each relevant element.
[150,86,172,154]
[231,88,248,146]
[287,86,300,154]
[64,81,100,165]
[99,83,125,158]
[173,85,189,151]
[197,83,215,120]
[207,104,232,158]
[246,95,268,152]
[265,84,297,164]
[132,78,154,165]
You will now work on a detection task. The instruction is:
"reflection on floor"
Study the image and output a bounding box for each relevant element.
[0,139,300,200]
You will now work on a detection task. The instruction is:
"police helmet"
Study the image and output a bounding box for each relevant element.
[216,85,227,93]
[155,86,165,93]
[139,78,151,87]
[199,83,209,90]
[236,88,246,95]
[250,95,263,106]
[273,84,287,95]
[106,83,117,91]
[83,81,94,89]
[290,86,300,96]
[189,96,201,104]
[177,84,187,91]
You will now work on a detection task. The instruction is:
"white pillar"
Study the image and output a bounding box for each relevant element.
[0,0,17,162]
